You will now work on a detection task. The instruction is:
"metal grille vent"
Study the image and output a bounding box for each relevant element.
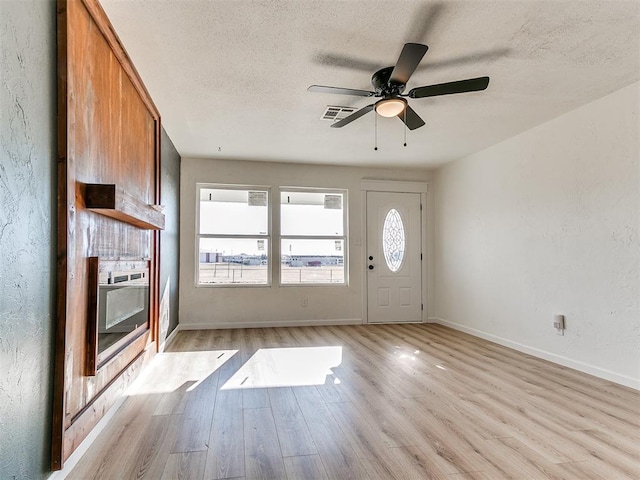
[321,106,357,121]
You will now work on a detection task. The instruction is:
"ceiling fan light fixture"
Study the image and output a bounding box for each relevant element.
[375,97,407,118]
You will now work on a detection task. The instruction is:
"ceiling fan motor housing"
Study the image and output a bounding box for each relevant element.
[372,66,405,96]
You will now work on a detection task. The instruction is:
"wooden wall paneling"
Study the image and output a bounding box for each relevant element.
[65,0,91,422]
[64,338,154,457]
[53,0,162,470]
[68,0,95,421]
[65,0,86,426]
[120,70,151,195]
[52,0,69,469]
[84,329,152,406]
[79,0,160,121]
[73,0,145,419]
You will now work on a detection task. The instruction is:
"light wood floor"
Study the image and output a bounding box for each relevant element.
[68,324,640,479]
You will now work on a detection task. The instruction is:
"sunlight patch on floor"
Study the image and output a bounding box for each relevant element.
[127,350,238,395]
[393,346,421,363]
[221,346,342,389]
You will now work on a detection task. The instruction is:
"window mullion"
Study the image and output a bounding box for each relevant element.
[280,235,345,241]
[198,234,270,240]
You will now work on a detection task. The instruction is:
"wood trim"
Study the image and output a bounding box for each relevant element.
[360,179,429,193]
[52,0,69,470]
[97,323,149,371]
[152,119,161,348]
[85,257,99,376]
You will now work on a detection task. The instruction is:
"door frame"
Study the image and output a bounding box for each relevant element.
[361,180,429,324]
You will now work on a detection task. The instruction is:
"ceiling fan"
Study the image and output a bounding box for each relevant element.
[308,43,489,130]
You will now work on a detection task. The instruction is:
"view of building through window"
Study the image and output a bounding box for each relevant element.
[198,187,270,285]
[197,185,347,285]
[280,190,346,284]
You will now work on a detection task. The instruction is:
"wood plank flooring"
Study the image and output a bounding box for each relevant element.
[67,324,640,479]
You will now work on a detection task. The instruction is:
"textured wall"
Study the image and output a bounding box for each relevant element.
[160,127,180,337]
[434,82,640,388]
[0,1,56,479]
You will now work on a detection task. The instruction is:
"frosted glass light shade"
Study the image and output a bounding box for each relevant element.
[375,98,407,117]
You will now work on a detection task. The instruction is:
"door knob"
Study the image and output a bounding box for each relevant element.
[368,265,374,270]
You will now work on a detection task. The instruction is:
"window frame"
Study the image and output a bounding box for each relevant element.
[279,187,348,287]
[195,183,272,287]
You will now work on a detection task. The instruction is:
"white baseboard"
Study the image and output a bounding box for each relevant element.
[179,318,362,330]
[428,316,639,390]
[159,324,181,352]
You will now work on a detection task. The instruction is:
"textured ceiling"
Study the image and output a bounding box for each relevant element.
[100,0,640,168]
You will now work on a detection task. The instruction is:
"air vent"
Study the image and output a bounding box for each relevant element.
[321,105,357,121]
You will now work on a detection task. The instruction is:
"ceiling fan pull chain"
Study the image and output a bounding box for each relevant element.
[374,111,378,151]
[404,109,407,147]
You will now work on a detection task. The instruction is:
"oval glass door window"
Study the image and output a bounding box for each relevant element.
[382,208,405,272]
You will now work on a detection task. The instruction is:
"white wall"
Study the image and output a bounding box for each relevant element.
[180,158,433,328]
[433,82,640,388]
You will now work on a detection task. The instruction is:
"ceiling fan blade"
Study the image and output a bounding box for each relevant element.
[389,43,429,86]
[408,76,490,98]
[397,105,425,130]
[330,104,375,128]
[308,85,375,97]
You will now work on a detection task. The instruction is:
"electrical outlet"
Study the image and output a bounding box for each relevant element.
[301,297,308,307]
[554,314,565,335]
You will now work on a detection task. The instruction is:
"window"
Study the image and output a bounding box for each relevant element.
[197,185,269,285]
[382,208,405,272]
[280,190,347,284]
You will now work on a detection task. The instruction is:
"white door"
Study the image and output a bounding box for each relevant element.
[366,191,422,323]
